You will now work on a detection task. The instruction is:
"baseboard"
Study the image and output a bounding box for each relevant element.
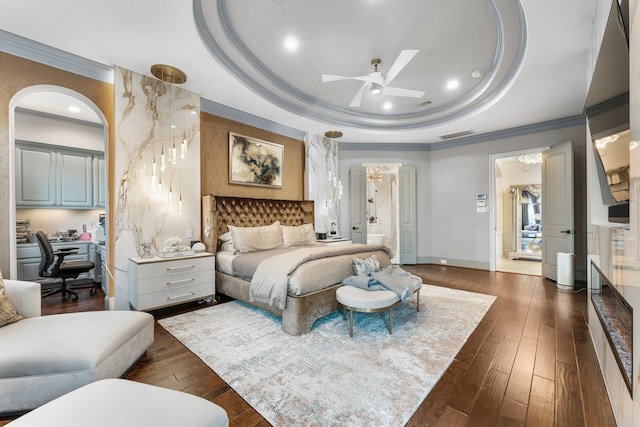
[419,257,490,270]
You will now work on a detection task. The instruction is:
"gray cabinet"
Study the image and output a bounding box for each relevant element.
[93,155,106,207]
[16,242,92,284]
[58,149,93,207]
[15,144,57,206]
[16,141,104,209]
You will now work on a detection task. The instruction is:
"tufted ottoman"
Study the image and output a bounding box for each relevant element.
[9,379,229,427]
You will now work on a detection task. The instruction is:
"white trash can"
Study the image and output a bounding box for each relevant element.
[557,252,575,289]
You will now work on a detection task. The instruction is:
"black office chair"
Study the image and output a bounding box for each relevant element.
[35,230,96,301]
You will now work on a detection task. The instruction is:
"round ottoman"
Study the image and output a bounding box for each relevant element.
[336,285,400,337]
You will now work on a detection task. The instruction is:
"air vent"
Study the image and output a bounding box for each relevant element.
[413,100,433,108]
[439,130,475,140]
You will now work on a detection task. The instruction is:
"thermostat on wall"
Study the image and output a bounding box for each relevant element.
[476,193,487,199]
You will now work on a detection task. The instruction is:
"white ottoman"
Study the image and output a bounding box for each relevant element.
[9,379,229,427]
[336,286,401,337]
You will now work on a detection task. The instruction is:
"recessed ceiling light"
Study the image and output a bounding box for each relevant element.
[472,69,484,78]
[284,36,299,52]
[67,106,80,113]
[446,80,459,90]
[383,102,393,110]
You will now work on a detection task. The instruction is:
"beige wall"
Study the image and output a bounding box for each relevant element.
[200,113,305,200]
[0,52,114,277]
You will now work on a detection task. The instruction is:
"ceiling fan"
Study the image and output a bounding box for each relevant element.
[321,50,425,108]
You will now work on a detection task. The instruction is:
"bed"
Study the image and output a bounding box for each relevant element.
[201,195,391,335]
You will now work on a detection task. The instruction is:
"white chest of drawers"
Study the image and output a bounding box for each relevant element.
[128,252,215,311]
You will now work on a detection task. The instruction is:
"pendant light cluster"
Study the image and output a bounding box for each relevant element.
[146,64,192,215]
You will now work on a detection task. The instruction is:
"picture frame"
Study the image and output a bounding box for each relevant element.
[229,133,284,188]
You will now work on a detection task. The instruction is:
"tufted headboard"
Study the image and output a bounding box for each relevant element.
[201,195,315,252]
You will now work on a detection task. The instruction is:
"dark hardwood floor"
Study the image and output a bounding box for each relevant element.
[1,266,617,426]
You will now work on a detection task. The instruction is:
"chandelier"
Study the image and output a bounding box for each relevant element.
[517,153,542,164]
[367,167,382,182]
[595,134,619,149]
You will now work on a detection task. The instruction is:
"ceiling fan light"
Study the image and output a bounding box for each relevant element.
[369,83,383,95]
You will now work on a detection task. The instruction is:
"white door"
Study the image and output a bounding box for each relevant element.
[541,141,574,280]
[399,166,417,264]
[350,166,367,244]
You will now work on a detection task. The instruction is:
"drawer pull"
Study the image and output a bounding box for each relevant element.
[167,292,195,301]
[166,278,196,286]
[166,265,195,271]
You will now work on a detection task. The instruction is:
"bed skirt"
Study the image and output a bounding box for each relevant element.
[216,271,340,336]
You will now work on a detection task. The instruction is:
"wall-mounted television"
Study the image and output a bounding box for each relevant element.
[586,0,630,223]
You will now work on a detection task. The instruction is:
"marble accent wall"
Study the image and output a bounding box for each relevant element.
[113,67,200,309]
[305,133,340,235]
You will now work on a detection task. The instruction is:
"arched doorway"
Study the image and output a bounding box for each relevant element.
[9,85,108,305]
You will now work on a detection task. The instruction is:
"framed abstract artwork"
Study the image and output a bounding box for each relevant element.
[229,133,284,188]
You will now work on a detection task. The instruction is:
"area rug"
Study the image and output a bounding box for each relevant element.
[159,284,495,426]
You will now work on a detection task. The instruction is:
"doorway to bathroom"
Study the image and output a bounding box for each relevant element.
[362,163,402,263]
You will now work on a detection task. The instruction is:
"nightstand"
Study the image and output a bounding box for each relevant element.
[317,238,352,246]
[128,252,215,311]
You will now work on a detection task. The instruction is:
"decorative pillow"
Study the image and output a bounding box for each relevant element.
[221,241,235,252]
[281,223,317,247]
[353,255,380,276]
[219,232,232,242]
[0,275,23,327]
[228,221,283,253]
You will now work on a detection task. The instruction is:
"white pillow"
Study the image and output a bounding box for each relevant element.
[221,241,235,252]
[219,232,232,242]
[281,223,317,247]
[228,221,283,253]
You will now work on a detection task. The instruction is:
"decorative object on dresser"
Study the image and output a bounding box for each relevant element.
[201,195,390,335]
[229,133,284,187]
[157,236,195,258]
[34,230,97,301]
[159,284,496,426]
[128,252,215,311]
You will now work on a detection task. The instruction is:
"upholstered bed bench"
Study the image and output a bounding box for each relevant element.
[0,279,154,414]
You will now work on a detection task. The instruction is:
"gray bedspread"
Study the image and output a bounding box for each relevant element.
[249,244,390,309]
[231,247,298,280]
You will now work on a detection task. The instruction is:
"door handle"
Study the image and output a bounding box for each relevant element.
[560,230,575,234]
[352,227,359,230]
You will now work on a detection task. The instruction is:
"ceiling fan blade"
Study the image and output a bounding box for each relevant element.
[384,49,419,86]
[322,74,375,83]
[349,83,368,107]
[382,86,425,98]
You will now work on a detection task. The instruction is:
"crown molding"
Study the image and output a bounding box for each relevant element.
[1,29,303,139]
[340,114,586,151]
[585,92,629,117]
[200,98,305,141]
[0,29,113,83]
